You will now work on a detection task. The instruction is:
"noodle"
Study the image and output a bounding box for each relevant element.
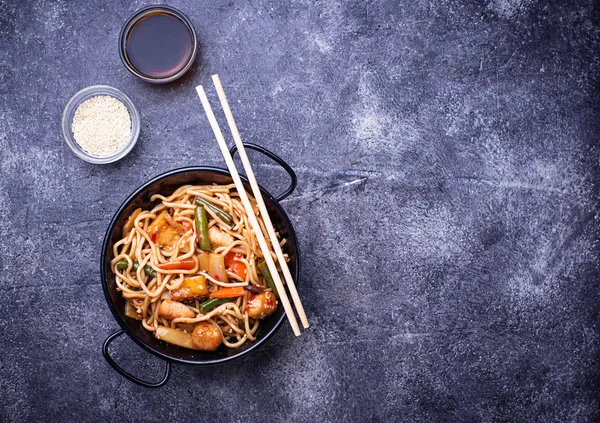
[111,184,283,351]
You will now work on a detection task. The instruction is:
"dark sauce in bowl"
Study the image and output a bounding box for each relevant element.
[119,6,197,83]
[125,13,193,78]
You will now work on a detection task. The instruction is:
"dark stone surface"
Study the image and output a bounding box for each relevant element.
[1,0,599,421]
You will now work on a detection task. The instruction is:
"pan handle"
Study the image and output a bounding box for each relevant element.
[229,143,297,201]
[102,329,172,388]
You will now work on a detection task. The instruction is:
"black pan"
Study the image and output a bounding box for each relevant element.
[101,143,299,387]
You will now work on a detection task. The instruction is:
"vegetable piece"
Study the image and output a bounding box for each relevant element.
[156,258,196,271]
[155,326,199,350]
[178,233,194,254]
[171,275,209,302]
[148,211,186,249]
[244,285,264,294]
[246,291,278,320]
[181,220,192,232]
[115,260,133,270]
[122,208,142,238]
[198,254,210,272]
[194,206,211,251]
[195,197,233,225]
[225,251,247,279]
[115,260,157,278]
[147,268,157,278]
[257,260,279,298]
[124,301,142,320]
[199,298,232,313]
[191,321,222,351]
[208,253,228,283]
[208,226,234,247]
[209,286,245,298]
[158,299,195,320]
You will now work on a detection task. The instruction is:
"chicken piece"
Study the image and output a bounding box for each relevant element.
[148,211,186,249]
[208,226,234,247]
[246,292,278,320]
[191,321,222,351]
[158,299,195,320]
[171,275,209,302]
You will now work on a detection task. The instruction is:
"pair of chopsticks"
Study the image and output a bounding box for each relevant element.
[195,75,309,336]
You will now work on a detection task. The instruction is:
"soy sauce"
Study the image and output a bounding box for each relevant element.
[124,12,194,79]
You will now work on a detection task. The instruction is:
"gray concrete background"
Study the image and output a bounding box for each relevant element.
[1,0,599,421]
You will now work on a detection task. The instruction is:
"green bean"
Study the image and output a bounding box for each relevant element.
[257,260,279,298]
[195,198,233,225]
[199,298,232,313]
[195,205,211,251]
[115,260,157,278]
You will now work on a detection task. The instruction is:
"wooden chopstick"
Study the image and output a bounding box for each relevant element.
[211,74,309,329]
[195,84,302,337]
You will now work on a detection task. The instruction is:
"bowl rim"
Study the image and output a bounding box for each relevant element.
[61,85,141,164]
[119,4,198,84]
[100,166,300,365]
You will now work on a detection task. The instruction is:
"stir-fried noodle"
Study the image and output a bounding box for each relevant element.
[111,184,284,351]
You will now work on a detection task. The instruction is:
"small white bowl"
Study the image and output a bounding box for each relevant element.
[62,85,140,164]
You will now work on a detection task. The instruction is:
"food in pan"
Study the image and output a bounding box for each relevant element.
[111,184,285,351]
